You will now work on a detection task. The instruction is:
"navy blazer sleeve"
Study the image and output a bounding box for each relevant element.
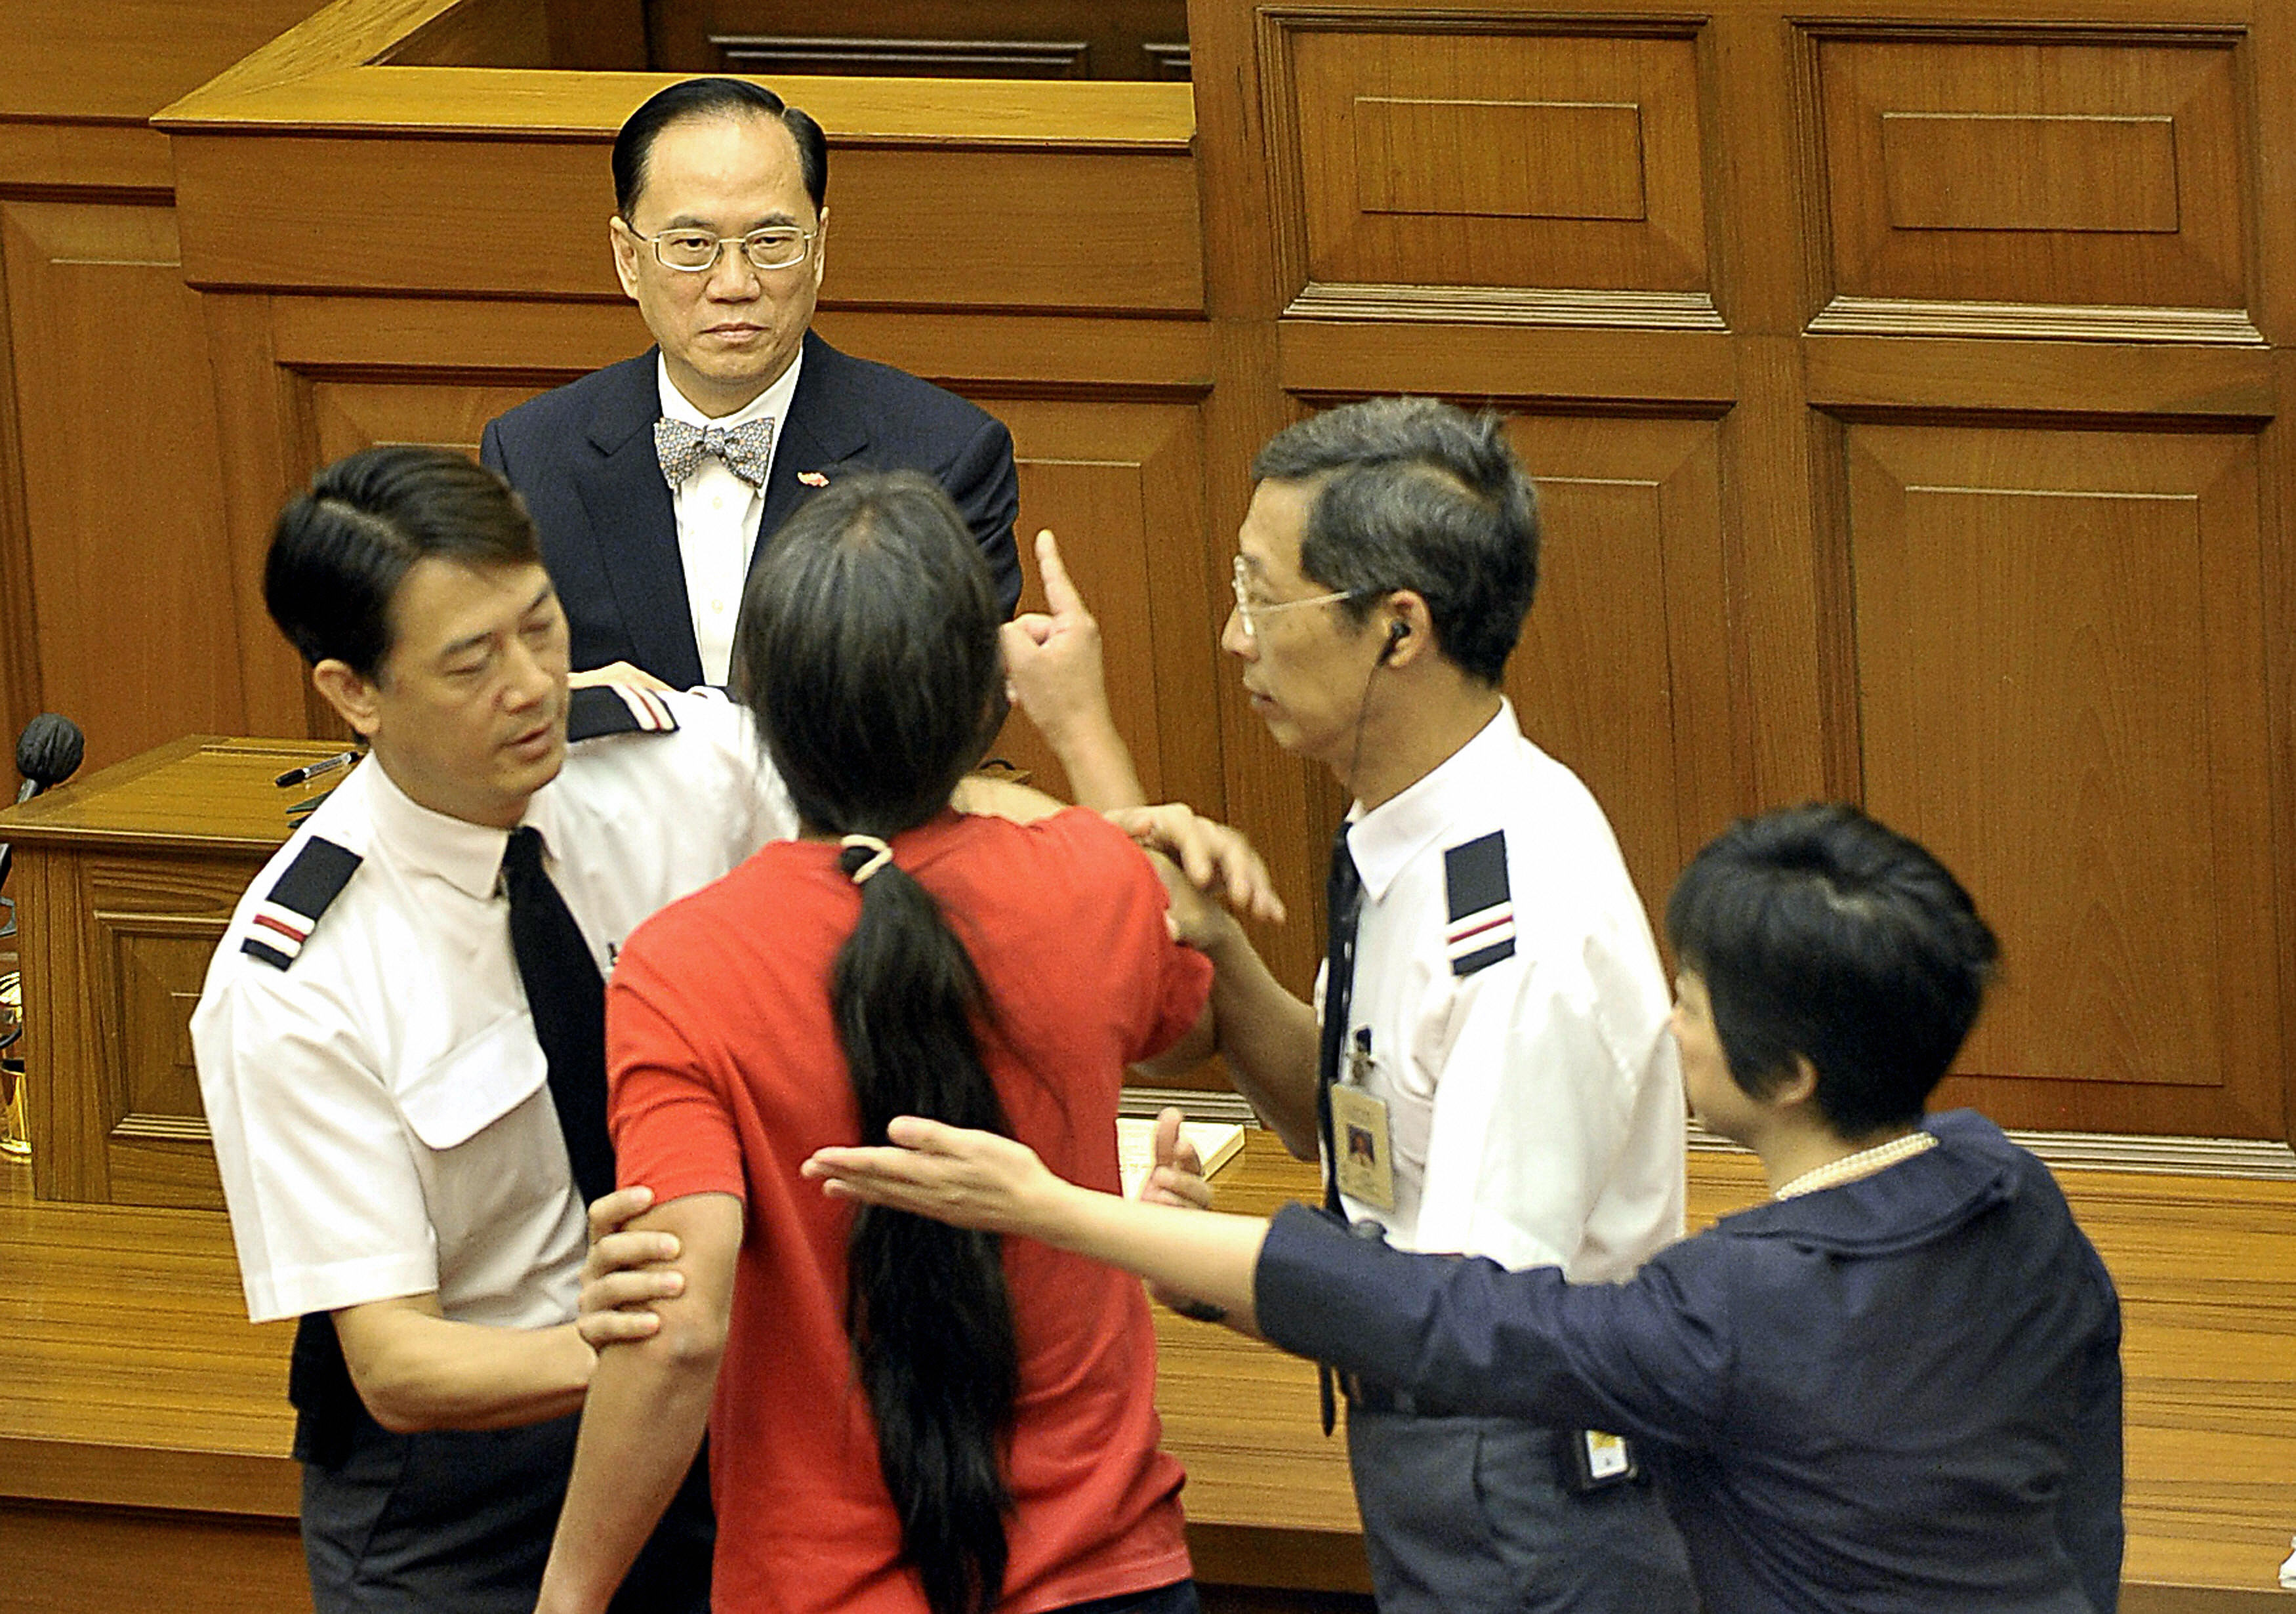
[1255,1202,1732,1447]
[2058,1270,2125,1613]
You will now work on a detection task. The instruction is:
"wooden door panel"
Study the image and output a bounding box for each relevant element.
[1811,29,2252,327]
[1845,423,2280,1136]
[1267,18,1712,314]
[87,853,247,1210]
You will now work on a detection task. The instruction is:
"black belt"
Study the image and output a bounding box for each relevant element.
[1340,1373,1464,1418]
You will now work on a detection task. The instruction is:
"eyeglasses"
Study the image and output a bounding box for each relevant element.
[1231,555,1354,642]
[626,222,817,274]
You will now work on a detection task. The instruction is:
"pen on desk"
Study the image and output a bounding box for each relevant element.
[276,750,359,788]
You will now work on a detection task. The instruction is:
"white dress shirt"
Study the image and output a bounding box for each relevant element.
[1320,700,1685,1280]
[192,691,796,1327]
[658,351,804,684]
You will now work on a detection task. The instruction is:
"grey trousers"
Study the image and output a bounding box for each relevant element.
[302,1411,712,1614]
[1346,1411,1696,1614]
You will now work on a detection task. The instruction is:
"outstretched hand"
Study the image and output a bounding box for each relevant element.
[804,1117,1064,1238]
[811,1118,1272,1337]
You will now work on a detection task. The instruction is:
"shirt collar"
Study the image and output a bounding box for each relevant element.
[1344,699,1519,903]
[1725,1111,2026,1254]
[656,346,803,437]
[363,752,557,901]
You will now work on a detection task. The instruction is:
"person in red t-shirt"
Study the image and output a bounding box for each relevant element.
[537,470,1246,1614]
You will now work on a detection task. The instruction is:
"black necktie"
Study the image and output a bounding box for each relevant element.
[502,825,615,1205]
[1315,822,1364,1435]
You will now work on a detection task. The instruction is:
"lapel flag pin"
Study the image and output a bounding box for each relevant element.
[798,470,829,487]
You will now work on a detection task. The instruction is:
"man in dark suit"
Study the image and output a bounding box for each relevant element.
[482,77,1020,690]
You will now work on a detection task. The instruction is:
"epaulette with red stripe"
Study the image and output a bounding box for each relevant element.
[1443,830,1515,977]
[242,837,362,970]
[567,682,681,741]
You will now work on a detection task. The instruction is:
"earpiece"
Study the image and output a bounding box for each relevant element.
[1378,619,1408,664]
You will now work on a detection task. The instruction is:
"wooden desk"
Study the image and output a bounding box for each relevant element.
[0,736,345,1207]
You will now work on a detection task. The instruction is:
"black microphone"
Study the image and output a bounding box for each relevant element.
[14,713,83,805]
[2,714,85,901]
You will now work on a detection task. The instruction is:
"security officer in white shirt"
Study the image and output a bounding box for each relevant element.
[192,446,798,1614]
[1019,398,1696,1613]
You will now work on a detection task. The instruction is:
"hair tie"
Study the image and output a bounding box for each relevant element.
[840,833,893,885]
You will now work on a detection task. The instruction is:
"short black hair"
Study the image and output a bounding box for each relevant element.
[613,77,828,220]
[264,446,539,678]
[1666,804,1999,1138]
[1250,397,1539,686]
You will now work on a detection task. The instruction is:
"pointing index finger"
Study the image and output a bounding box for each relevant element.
[1034,529,1084,619]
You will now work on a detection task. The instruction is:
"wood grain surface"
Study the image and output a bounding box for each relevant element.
[3,1129,2290,1608]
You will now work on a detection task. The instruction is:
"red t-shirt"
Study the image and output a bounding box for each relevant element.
[608,807,1212,1614]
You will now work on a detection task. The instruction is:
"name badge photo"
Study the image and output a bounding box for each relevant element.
[1328,1083,1396,1212]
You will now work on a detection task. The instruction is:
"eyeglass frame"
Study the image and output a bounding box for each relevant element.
[1230,554,1361,642]
[619,219,819,274]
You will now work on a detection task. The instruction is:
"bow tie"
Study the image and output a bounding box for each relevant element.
[654,416,775,490]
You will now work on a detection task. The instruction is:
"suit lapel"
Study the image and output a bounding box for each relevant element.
[756,335,870,573]
[572,354,705,688]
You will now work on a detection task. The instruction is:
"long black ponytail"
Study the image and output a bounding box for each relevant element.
[732,470,1015,1614]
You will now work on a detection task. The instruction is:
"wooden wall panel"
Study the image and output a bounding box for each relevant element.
[1847,424,2282,1138]
[1809,27,2255,336]
[0,0,323,772]
[311,379,551,463]
[1505,415,1736,927]
[0,201,244,772]
[1265,16,1714,322]
[1229,0,2293,1151]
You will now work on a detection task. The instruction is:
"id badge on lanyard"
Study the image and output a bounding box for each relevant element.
[1330,1026,1397,1212]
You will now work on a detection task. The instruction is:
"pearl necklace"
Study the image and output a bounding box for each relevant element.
[1773,1129,1937,1201]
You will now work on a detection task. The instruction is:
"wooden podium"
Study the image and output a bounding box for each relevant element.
[0,736,348,1207]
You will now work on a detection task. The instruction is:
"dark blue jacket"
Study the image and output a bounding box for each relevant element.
[1257,1109,2123,1613]
[480,333,1020,688]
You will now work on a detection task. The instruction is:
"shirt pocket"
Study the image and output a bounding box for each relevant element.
[396,1010,549,1151]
